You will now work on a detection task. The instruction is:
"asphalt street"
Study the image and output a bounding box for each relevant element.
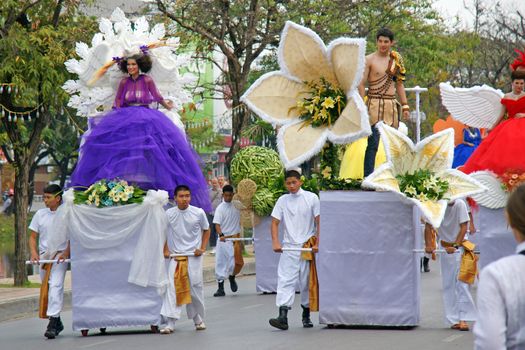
[0,265,474,350]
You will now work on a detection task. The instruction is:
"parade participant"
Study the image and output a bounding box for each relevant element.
[69,51,211,212]
[207,177,222,250]
[474,184,525,349]
[160,185,210,334]
[462,70,525,176]
[452,126,482,168]
[269,170,320,330]
[213,185,243,297]
[426,199,477,331]
[359,27,410,177]
[28,184,69,339]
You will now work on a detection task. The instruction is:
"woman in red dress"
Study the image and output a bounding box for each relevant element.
[461,70,525,176]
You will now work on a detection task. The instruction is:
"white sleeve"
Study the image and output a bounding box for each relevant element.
[28,210,41,233]
[474,266,507,350]
[271,197,284,221]
[213,204,223,225]
[312,193,320,217]
[458,201,470,224]
[199,209,210,230]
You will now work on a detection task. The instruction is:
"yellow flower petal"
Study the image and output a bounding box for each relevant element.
[280,21,337,85]
[242,72,308,124]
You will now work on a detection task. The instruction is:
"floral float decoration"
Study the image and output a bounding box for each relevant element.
[241,21,370,168]
[362,123,486,228]
[74,178,145,208]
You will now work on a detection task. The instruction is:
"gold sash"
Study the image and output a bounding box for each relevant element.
[225,233,245,275]
[39,263,52,319]
[459,241,478,285]
[440,240,478,285]
[301,236,319,312]
[174,256,192,306]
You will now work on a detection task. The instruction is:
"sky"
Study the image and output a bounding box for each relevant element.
[433,0,525,29]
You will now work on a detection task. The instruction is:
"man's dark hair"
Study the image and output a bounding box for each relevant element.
[376,28,394,41]
[511,70,525,81]
[285,170,301,180]
[43,184,63,199]
[222,185,234,193]
[119,54,153,74]
[175,185,191,195]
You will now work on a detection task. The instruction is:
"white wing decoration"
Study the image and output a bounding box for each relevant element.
[439,82,504,129]
[469,170,508,209]
[62,7,196,130]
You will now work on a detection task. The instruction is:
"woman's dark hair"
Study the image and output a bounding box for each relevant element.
[511,70,525,81]
[376,28,394,41]
[119,54,153,74]
[506,184,525,236]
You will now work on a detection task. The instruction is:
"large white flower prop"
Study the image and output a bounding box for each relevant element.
[241,21,370,168]
[62,7,196,128]
[362,123,486,228]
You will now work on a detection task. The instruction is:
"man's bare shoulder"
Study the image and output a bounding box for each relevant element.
[365,53,376,63]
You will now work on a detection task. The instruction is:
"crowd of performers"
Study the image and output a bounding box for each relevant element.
[26,26,525,349]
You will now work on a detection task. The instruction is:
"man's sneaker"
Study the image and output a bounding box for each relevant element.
[195,322,206,331]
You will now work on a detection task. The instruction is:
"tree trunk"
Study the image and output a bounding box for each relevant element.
[13,162,30,286]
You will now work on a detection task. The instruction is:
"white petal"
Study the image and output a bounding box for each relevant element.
[278,21,337,85]
[277,121,328,168]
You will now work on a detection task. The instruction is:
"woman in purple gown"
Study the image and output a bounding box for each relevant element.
[70,54,211,212]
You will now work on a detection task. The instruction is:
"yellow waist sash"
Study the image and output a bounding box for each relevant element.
[224,233,245,275]
[174,256,192,306]
[39,263,52,319]
[301,236,319,312]
[441,240,478,285]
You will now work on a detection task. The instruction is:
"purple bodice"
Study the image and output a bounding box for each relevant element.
[114,74,164,108]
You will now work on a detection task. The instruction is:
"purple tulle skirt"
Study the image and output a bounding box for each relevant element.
[69,106,212,213]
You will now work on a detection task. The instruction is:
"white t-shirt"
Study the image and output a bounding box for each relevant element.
[438,200,470,243]
[29,207,67,255]
[166,205,209,253]
[213,201,240,235]
[271,188,320,245]
[474,241,525,350]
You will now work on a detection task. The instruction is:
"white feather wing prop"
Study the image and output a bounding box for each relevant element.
[469,171,508,209]
[439,82,504,129]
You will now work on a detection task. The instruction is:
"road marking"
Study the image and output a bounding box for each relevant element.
[442,334,464,342]
[79,339,115,348]
[242,303,263,310]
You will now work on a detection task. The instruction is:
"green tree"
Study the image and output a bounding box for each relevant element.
[0,0,96,285]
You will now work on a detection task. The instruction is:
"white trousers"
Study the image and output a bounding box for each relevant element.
[440,248,477,325]
[160,256,205,325]
[215,240,235,282]
[276,248,310,308]
[39,262,67,317]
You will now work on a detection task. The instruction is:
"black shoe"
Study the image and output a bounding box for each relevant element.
[45,317,59,339]
[301,305,313,328]
[213,281,225,297]
[269,306,289,330]
[229,275,238,293]
[55,316,64,335]
[423,257,430,273]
